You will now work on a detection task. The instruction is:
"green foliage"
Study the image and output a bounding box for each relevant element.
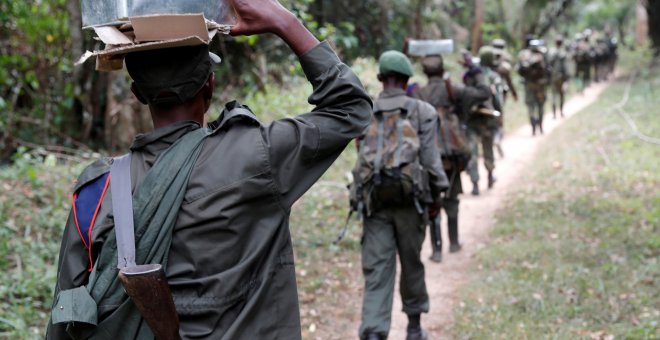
[0,0,76,145]
[0,149,85,338]
[453,49,660,339]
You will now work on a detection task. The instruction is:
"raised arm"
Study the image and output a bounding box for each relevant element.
[230,0,372,207]
[230,0,319,56]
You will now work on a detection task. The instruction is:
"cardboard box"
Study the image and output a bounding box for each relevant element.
[77,13,229,71]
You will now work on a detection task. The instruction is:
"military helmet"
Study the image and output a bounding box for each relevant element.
[378,50,414,77]
[492,38,506,49]
[478,46,497,67]
[421,55,444,75]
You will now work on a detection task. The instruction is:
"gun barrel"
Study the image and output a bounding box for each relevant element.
[118,264,181,340]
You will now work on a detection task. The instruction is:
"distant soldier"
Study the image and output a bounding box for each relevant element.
[594,35,610,82]
[574,32,594,91]
[353,51,448,340]
[491,38,517,158]
[463,48,501,195]
[605,30,619,76]
[414,54,490,261]
[491,38,519,104]
[517,37,549,135]
[548,35,570,118]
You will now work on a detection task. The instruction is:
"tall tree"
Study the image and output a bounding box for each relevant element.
[471,0,485,53]
[646,0,660,57]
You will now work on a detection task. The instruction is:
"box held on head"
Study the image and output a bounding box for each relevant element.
[407,40,454,57]
[81,0,236,28]
[76,13,225,72]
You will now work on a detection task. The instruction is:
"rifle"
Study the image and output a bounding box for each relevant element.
[118,264,181,340]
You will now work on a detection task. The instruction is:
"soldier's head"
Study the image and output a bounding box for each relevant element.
[125,45,219,120]
[478,46,497,68]
[491,38,506,50]
[377,50,414,89]
[421,55,444,77]
[555,35,564,47]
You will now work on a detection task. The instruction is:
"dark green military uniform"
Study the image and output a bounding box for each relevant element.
[467,59,501,190]
[574,36,593,91]
[414,69,490,252]
[358,86,448,339]
[517,46,549,135]
[549,39,569,118]
[47,41,372,340]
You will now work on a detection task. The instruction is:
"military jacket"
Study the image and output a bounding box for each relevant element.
[47,41,372,339]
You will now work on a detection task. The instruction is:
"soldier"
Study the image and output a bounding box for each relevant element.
[465,47,503,195]
[491,38,519,104]
[46,0,372,338]
[354,51,448,340]
[414,54,490,261]
[517,37,550,136]
[605,30,619,77]
[574,32,594,91]
[549,35,570,118]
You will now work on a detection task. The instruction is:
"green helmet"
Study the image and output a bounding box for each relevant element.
[378,50,414,77]
[478,46,497,68]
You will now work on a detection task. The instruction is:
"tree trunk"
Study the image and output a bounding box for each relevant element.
[636,0,648,47]
[645,0,660,56]
[471,0,484,54]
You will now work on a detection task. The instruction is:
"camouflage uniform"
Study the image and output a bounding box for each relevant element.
[465,59,502,193]
[414,55,490,260]
[517,44,549,135]
[574,36,594,91]
[549,38,569,118]
[357,51,448,340]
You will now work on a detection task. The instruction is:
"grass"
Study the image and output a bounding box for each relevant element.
[452,49,659,339]
[0,150,88,338]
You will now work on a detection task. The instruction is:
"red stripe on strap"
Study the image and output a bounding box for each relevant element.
[86,174,112,272]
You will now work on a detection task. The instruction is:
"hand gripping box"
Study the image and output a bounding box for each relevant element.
[77,0,235,71]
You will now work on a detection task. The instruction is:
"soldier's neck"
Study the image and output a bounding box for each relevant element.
[150,99,206,130]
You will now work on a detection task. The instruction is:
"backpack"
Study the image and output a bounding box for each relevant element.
[350,97,427,216]
[518,49,547,81]
[435,78,471,171]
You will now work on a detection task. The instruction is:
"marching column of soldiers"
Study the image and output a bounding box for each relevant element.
[352,27,618,340]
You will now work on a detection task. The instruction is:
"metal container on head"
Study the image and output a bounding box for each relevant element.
[407,39,454,57]
[81,0,235,28]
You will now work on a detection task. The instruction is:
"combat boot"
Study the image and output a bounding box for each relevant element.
[448,216,462,253]
[365,333,382,340]
[406,315,428,340]
[429,218,443,263]
[406,328,428,340]
[488,171,496,189]
[471,181,479,196]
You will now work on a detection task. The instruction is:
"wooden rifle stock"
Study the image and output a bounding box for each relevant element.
[118,264,181,340]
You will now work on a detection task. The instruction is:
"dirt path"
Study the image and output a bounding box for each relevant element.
[381,81,611,339]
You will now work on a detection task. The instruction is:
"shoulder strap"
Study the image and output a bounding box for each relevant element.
[110,154,136,269]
